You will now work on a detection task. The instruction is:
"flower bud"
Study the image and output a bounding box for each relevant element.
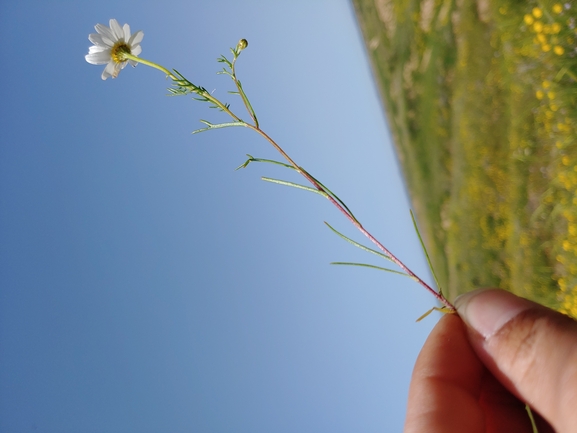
[237,39,248,52]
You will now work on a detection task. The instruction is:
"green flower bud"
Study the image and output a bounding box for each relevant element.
[237,39,248,51]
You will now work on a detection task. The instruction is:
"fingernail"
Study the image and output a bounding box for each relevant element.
[454,288,535,338]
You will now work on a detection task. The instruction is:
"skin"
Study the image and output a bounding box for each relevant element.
[404,289,577,433]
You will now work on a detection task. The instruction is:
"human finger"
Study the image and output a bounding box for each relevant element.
[456,288,577,433]
[404,314,486,433]
[405,312,542,433]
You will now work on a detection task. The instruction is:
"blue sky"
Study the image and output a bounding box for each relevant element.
[0,1,440,431]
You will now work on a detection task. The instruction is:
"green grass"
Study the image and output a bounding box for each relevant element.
[352,0,577,317]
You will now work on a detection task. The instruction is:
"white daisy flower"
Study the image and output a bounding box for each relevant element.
[85,19,144,80]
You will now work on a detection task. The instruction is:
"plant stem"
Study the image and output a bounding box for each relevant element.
[132,53,456,311]
[124,54,245,123]
[123,53,178,80]
[247,124,455,311]
[231,55,259,127]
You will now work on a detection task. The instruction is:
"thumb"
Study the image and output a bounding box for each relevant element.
[455,288,577,433]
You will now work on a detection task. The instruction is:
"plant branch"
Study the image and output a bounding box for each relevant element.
[135,47,456,312]
[245,124,455,311]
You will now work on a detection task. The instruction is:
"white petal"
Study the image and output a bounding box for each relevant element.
[88,45,107,54]
[92,30,115,47]
[95,23,115,42]
[123,23,131,41]
[101,61,116,80]
[131,45,142,56]
[129,30,144,47]
[85,50,112,65]
[109,19,124,41]
[112,62,124,78]
[88,32,111,48]
[128,59,138,67]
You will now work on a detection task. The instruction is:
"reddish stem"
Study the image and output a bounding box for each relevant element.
[247,124,456,312]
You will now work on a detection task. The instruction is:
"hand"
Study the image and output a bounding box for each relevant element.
[404,288,577,433]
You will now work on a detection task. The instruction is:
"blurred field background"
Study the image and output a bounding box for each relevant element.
[352,0,577,317]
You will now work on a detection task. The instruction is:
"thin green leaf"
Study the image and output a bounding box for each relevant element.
[416,308,435,322]
[324,222,394,263]
[415,306,455,322]
[330,262,411,278]
[192,120,247,134]
[235,155,254,170]
[236,155,293,170]
[235,156,357,222]
[217,56,232,68]
[261,177,328,197]
[410,210,443,296]
[304,169,358,223]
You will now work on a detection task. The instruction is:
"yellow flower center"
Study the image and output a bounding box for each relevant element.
[111,42,131,63]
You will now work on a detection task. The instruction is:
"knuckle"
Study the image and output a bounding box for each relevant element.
[490,307,577,425]
[493,308,545,379]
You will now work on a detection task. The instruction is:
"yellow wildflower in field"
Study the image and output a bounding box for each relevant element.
[558,122,570,131]
[561,288,577,318]
[524,14,535,25]
[533,7,543,18]
[553,3,563,14]
[552,22,561,34]
[554,45,565,55]
[542,43,552,52]
[533,21,544,32]
[536,89,544,99]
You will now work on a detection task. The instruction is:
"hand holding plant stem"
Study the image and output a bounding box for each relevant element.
[85,19,456,315]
